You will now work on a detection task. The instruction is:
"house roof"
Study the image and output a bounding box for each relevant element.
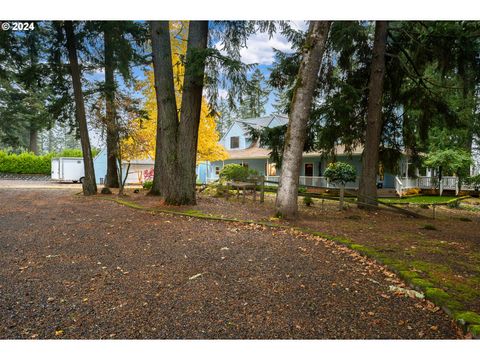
[222,114,367,160]
[220,114,289,141]
[236,114,289,130]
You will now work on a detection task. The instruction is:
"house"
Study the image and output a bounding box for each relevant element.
[205,114,469,196]
[204,114,407,190]
[93,148,154,185]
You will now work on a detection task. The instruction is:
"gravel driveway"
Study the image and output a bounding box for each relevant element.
[0,188,459,339]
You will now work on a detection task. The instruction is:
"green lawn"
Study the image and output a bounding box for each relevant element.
[379,195,460,205]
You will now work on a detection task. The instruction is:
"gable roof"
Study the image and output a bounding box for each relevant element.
[237,114,288,130]
[221,114,288,141]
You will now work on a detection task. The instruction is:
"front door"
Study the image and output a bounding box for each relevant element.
[304,163,313,186]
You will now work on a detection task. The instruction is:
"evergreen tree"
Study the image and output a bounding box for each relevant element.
[148,21,258,205]
[264,21,480,208]
[85,21,148,189]
[238,68,269,118]
[0,22,54,153]
[64,21,97,195]
[216,98,236,136]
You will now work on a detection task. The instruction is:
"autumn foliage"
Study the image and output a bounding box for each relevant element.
[123,21,228,163]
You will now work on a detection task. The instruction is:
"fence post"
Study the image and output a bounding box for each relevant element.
[260,176,265,203]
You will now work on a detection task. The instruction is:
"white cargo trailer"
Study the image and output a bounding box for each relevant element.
[51,157,85,183]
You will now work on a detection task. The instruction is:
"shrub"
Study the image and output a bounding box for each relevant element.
[0,150,51,174]
[219,164,257,181]
[204,182,228,197]
[298,186,308,193]
[303,196,313,207]
[142,180,153,190]
[324,162,357,185]
[465,174,480,191]
[0,148,96,175]
[324,162,356,211]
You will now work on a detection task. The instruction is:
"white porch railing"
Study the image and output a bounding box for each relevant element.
[299,176,329,188]
[396,175,460,196]
[263,175,468,196]
[395,176,404,197]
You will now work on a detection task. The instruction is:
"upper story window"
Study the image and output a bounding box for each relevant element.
[230,136,240,149]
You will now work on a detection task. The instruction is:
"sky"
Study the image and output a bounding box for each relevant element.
[89,21,308,149]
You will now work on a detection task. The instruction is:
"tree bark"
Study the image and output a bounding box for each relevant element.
[149,21,208,205]
[275,21,331,219]
[64,21,97,195]
[357,21,388,209]
[104,26,120,188]
[29,126,39,155]
[176,21,209,205]
[148,21,180,200]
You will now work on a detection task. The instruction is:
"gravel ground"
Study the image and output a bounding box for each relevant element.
[0,187,460,339]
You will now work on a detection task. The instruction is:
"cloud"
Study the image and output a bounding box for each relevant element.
[240,32,292,65]
[239,21,309,65]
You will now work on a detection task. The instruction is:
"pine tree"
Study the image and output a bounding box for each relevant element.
[64,21,97,195]
[357,21,388,209]
[238,68,270,118]
[85,21,148,189]
[148,20,255,205]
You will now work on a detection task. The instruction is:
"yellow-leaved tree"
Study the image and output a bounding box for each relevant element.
[123,21,228,165]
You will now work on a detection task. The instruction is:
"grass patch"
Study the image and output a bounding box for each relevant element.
[454,311,480,325]
[468,325,480,337]
[379,195,462,205]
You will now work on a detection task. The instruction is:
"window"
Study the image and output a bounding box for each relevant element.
[230,136,240,149]
[215,167,220,175]
[266,163,276,176]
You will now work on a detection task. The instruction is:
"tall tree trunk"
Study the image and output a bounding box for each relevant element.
[148,21,180,199]
[29,126,39,155]
[176,21,209,205]
[275,21,331,219]
[64,21,97,196]
[357,21,388,209]
[104,27,120,188]
[149,21,208,205]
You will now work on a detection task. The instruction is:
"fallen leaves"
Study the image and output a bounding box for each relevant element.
[389,285,424,299]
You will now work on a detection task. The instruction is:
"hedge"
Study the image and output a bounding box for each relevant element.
[0,149,95,175]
